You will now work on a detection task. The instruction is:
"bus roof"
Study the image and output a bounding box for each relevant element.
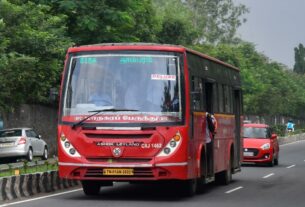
[67,43,240,71]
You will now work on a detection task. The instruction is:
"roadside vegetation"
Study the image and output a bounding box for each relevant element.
[0,158,57,177]
[1,0,305,121]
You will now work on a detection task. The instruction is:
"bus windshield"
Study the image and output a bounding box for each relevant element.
[61,52,183,124]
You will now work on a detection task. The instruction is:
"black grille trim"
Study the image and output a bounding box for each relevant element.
[244,148,259,156]
[84,168,154,178]
[85,134,152,139]
[86,157,152,163]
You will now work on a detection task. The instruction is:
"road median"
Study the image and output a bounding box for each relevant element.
[0,170,79,202]
[278,133,305,145]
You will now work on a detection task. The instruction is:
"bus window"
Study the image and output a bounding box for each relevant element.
[218,84,224,113]
[213,84,218,113]
[224,85,231,113]
[191,76,203,111]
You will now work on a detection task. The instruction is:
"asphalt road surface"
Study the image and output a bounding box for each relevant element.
[1,140,305,207]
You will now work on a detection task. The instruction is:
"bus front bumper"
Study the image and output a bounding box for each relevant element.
[58,161,189,181]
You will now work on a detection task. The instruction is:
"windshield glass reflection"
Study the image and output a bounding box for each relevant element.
[243,127,268,138]
[62,53,182,124]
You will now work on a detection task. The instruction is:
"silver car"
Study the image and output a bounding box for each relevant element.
[0,128,48,161]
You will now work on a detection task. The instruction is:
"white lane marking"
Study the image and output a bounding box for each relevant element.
[287,165,296,169]
[262,173,274,179]
[0,188,82,207]
[225,186,243,194]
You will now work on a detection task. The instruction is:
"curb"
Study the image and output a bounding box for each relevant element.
[278,133,305,145]
[0,171,79,202]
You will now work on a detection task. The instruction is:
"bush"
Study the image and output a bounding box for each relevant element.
[271,124,286,137]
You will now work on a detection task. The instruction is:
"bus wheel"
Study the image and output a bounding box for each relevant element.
[181,179,197,197]
[216,157,232,185]
[82,180,101,196]
[196,155,207,193]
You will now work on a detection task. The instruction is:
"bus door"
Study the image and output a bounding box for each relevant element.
[204,81,214,177]
[233,89,242,171]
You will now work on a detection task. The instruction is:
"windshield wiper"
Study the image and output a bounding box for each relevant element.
[72,108,138,129]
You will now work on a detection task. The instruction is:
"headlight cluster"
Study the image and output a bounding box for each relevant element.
[260,143,271,150]
[157,132,182,157]
[60,133,81,157]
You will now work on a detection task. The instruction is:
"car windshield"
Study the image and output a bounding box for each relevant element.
[61,52,183,124]
[0,130,22,138]
[243,127,268,138]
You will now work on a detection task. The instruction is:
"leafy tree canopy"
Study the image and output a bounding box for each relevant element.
[35,0,159,45]
[1,0,305,121]
[0,0,72,110]
[293,43,305,74]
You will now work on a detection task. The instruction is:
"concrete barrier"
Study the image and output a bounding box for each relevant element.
[278,133,305,145]
[0,171,79,202]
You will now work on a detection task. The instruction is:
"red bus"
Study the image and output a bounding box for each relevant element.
[58,43,243,196]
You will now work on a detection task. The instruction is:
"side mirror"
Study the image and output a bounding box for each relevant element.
[271,133,277,139]
[37,135,42,139]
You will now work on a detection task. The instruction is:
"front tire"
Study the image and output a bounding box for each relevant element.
[274,153,279,166]
[82,181,101,196]
[42,147,48,160]
[26,148,33,162]
[268,152,276,167]
[180,179,197,197]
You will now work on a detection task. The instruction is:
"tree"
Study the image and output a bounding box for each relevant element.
[35,0,159,45]
[185,0,248,44]
[153,0,247,45]
[293,43,305,74]
[152,0,199,45]
[0,0,72,110]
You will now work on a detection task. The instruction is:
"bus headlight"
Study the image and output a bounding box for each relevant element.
[60,133,81,157]
[157,132,182,157]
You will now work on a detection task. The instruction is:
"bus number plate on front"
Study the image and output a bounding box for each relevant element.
[103,168,134,176]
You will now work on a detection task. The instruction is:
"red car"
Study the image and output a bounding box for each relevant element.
[243,123,279,166]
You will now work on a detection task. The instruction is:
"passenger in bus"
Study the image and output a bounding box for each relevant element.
[206,112,217,176]
[88,81,112,106]
[124,68,147,110]
[85,64,113,107]
[206,112,216,143]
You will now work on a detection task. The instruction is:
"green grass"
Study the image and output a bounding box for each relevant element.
[0,161,58,177]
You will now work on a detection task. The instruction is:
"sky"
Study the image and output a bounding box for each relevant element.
[233,0,305,69]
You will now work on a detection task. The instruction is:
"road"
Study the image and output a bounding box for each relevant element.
[1,140,305,207]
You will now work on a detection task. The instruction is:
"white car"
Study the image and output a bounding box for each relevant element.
[0,128,48,161]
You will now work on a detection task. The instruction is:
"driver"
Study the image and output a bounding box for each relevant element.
[87,64,112,106]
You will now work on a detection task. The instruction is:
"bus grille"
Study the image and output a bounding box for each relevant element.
[86,157,152,163]
[84,168,154,178]
[85,134,152,139]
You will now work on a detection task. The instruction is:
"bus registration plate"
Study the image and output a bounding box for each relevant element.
[103,168,134,176]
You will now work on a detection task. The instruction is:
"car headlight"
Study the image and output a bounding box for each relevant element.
[260,143,271,150]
